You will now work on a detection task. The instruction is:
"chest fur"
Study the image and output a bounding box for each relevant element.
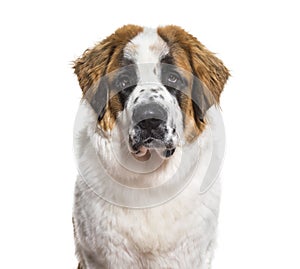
[74,177,220,255]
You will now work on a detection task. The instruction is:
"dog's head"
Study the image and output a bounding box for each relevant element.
[74,25,229,160]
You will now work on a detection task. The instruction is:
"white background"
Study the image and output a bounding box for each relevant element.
[0,0,299,268]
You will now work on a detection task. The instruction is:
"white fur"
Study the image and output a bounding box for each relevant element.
[124,27,169,65]
[73,103,221,269]
[73,29,222,269]
[124,28,183,153]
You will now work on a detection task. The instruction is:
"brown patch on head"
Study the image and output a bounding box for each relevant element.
[158,25,230,141]
[149,37,168,56]
[73,24,143,130]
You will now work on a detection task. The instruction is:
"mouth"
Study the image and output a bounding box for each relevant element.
[133,146,152,161]
[129,102,177,160]
[129,136,176,160]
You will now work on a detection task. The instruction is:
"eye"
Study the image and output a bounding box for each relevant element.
[167,73,179,84]
[117,75,131,89]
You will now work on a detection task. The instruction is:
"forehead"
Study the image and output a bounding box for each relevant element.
[123,28,169,64]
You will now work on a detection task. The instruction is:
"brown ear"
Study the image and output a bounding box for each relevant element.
[73,24,143,95]
[158,25,230,140]
[73,25,143,126]
[188,34,230,130]
[73,37,114,95]
[189,35,229,125]
[188,37,230,105]
[158,25,229,105]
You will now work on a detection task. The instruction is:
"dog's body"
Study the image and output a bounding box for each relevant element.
[73,25,229,269]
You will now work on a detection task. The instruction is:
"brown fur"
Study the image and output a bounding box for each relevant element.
[73,24,229,136]
[157,25,229,103]
[73,25,143,130]
[158,25,230,141]
[73,25,229,269]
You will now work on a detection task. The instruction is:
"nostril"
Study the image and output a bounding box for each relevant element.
[138,118,163,131]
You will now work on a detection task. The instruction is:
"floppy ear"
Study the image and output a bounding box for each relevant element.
[191,77,211,123]
[157,25,229,127]
[73,35,114,120]
[73,25,143,121]
[189,37,230,122]
[89,78,109,121]
[73,35,116,94]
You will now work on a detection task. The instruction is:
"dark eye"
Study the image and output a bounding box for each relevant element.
[117,75,131,89]
[167,73,179,84]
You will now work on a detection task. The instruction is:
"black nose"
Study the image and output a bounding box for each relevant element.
[133,103,167,131]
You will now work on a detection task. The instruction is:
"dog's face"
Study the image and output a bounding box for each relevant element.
[116,62,185,159]
[74,25,229,160]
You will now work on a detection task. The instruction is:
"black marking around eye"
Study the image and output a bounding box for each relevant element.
[165,85,182,108]
[151,89,158,93]
[121,58,135,66]
[159,94,164,100]
[160,65,187,89]
[160,63,189,109]
[118,85,137,107]
[134,97,139,104]
[112,64,138,108]
[161,54,174,65]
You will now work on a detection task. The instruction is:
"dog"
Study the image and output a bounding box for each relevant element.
[72,25,229,269]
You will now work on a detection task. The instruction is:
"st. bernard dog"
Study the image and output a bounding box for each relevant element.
[73,25,229,269]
